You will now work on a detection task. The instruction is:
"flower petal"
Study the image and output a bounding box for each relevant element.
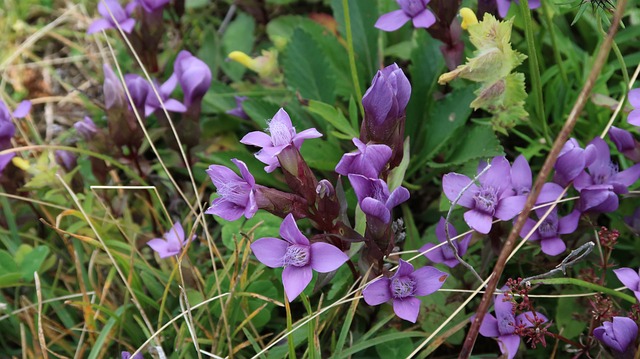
[481,157,511,193]
[614,267,640,292]
[612,317,638,352]
[464,209,493,234]
[282,265,312,301]
[361,197,391,223]
[374,10,411,32]
[309,242,348,273]
[510,155,532,194]
[540,237,566,256]
[558,210,580,234]
[386,186,410,210]
[395,259,414,277]
[520,218,540,241]
[279,213,309,245]
[292,128,322,148]
[87,19,113,34]
[12,101,31,118]
[362,277,392,306]
[241,131,273,148]
[495,195,526,221]
[629,109,640,126]
[497,334,521,359]
[205,199,245,221]
[392,297,421,323]
[163,99,187,113]
[206,165,242,188]
[411,266,447,296]
[147,238,179,258]
[477,313,500,338]
[251,237,288,268]
[231,158,255,187]
[629,88,640,108]
[421,243,446,264]
[612,163,640,188]
[411,9,436,28]
[442,173,476,208]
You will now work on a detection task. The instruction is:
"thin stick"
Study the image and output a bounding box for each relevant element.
[459,2,628,357]
[34,272,49,359]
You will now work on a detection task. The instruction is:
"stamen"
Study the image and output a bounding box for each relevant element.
[284,244,310,267]
[391,276,416,299]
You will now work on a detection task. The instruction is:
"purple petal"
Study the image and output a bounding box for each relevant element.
[147,238,180,258]
[528,0,541,8]
[363,277,392,306]
[292,128,323,148]
[120,18,136,33]
[614,268,640,292]
[578,185,618,213]
[435,217,458,242]
[497,334,521,359]
[162,99,187,113]
[536,182,564,204]
[411,9,436,28]
[421,243,446,264]
[478,313,500,338]
[282,265,312,301]
[464,209,493,234]
[279,214,309,245]
[205,199,245,221]
[160,74,178,96]
[165,222,185,247]
[496,0,511,18]
[586,137,611,175]
[411,266,447,296]
[395,259,414,277]
[442,173,476,208]
[374,10,411,32]
[251,237,288,268]
[392,297,421,323]
[520,218,540,241]
[458,233,472,256]
[309,242,348,273]
[361,197,391,223]
[611,317,638,352]
[612,163,640,188]
[510,155,532,194]
[540,237,566,256]
[609,126,636,152]
[558,210,580,234]
[244,190,258,218]
[348,174,377,202]
[572,171,593,191]
[629,88,640,108]
[87,19,113,34]
[12,101,31,118]
[481,157,511,192]
[206,165,242,188]
[630,109,640,126]
[495,195,526,221]
[386,186,410,210]
[231,158,255,187]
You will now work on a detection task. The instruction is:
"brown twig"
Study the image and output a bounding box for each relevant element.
[459,2,629,357]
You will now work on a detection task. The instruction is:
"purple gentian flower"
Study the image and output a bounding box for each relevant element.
[375,0,436,31]
[574,137,640,213]
[55,150,77,171]
[511,155,564,203]
[144,75,187,116]
[553,138,596,187]
[613,267,640,301]
[121,351,143,359]
[520,208,580,256]
[250,214,348,301]
[87,0,137,34]
[443,156,526,234]
[496,0,541,18]
[136,0,169,13]
[348,174,410,224]
[74,117,98,141]
[205,159,259,221]
[609,126,640,162]
[103,64,126,110]
[361,63,411,142]
[173,50,212,108]
[124,74,151,112]
[628,88,640,127]
[362,259,447,323]
[226,96,249,120]
[476,293,548,359]
[147,221,195,258]
[335,138,392,178]
[420,218,472,268]
[594,317,638,354]
[240,108,322,173]
[0,100,31,174]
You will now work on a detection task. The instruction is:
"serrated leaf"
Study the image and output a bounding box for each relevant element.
[282,29,336,103]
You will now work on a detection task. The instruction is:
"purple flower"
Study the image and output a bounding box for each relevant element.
[574,137,640,213]
[240,108,322,173]
[146,221,195,258]
[55,150,77,171]
[0,100,31,174]
[205,159,259,221]
[348,174,410,224]
[226,96,249,120]
[250,214,348,301]
[476,293,548,359]
[553,138,596,187]
[362,259,447,323]
[520,208,580,256]
[496,0,541,18]
[443,156,526,234]
[375,0,436,31]
[510,155,564,203]
[144,75,187,116]
[613,267,640,301]
[87,0,137,34]
[122,351,143,359]
[420,218,472,268]
[103,65,126,110]
[74,117,98,141]
[594,317,638,354]
[173,50,212,108]
[609,126,640,162]
[335,138,392,178]
[124,74,151,112]
[361,63,411,143]
[628,88,640,127]
[135,0,169,13]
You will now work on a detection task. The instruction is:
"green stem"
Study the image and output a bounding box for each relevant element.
[342,0,365,117]
[284,294,296,359]
[519,0,551,143]
[542,1,569,83]
[529,277,637,304]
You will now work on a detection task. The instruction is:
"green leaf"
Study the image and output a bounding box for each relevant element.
[245,280,278,328]
[299,139,343,171]
[282,29,336,103]
[221,12,256,81]
[429,125,504,168]
[305,100,358,138]
[375,330,414,358]
[556,296,587,339]
[0,273,23,288]
[387,137,410,191]
[0,250,18,272]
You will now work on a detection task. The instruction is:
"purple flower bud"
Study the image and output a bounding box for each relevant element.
[348,174,410,224]
[174,50,212,108]
[205,159,259,221]
[103,64,126,110]
[420,217,472,268]
[335,138,392,178]
[74,117,98,141]
[593,317,638,354]
[124,74,151,112]
[144,75,186,116]
[226,96,249,120]
[250,214,348,301]
[55,150,77,171]
[496,0,541,18]
[147,221,195,259]
[362,260,447,322]
[609,126,640,162]
[87,0,137,34]
[316,179,334,199]
[553,138,597,187]
[375,0,436,32]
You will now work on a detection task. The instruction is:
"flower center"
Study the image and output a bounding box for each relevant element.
[268,119,293,146]
[217,182,250,205]
[497,312,516,336]
[391,276,415,299]
[593,162,618,185]
[441,241,459,260]
[473,186,498,215]
[283,244,310,267]
[538,218,557,238]
[401,0,425,17]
